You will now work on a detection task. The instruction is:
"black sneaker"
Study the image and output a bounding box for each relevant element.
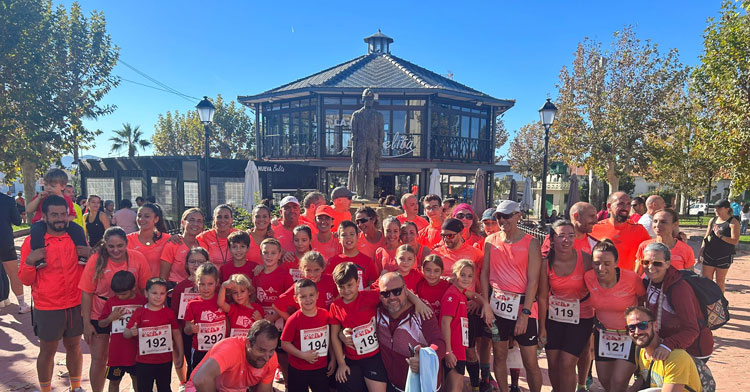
[35,259,47,269]
[510,385,521,392]
[78,256,88,265]
[479,380,492,392]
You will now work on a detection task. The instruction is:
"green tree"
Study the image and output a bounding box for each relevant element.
[0,0,118,199]
[493,116,509,163]
[109,123,151,157]
[152,94,255,159]
[507,121,554,180]
[553,26,689,193]
[692,0,750,192]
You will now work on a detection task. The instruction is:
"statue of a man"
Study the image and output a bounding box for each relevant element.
[348,88,384,198]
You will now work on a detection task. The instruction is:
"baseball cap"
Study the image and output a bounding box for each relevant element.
[315,205,335,218]
[495,200,521,214]
[481,208,497,221]
[280,196,300,208]
[331,186,355,200]
[714,199,731,209]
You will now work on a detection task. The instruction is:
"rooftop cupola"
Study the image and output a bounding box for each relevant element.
[364,29,393,54]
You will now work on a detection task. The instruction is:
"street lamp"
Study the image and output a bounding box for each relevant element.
[538,98,557,224]
[197,96,216,216]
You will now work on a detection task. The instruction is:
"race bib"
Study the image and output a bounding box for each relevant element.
[111,305,141,334]
[358,270,364,291]
[548,296,580,324]
[352,317,378,355]
[598,331,632,360]
[460,317,469,348]
[263,306,277,316]
[178,292,200,320]
[289,268,303,282]
[230,328,250,338]
[138,325,172,355]
[301,325,329,357]
[490,289,521,320]
[198,321,226,351]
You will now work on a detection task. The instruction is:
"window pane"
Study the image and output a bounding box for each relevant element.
[470,116,479,139]
[86,178,115,203]
[378,98,391,106]
[393,110,406,135]
[184,182,199,208]
[325,109,339,155]
[150,176,177,221]
[461,115,470,138]
[408,99,425,106]
[392,99,405,106]
[121,177,143,202]
[341,97,357,105]
[324,97,340,105]
[480,118,488,140]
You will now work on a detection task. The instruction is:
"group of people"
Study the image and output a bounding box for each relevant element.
[0,167,734,392]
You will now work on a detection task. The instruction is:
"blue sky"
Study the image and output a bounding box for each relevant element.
[65,1,722,159]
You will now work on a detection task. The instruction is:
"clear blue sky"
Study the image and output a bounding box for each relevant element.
[65,0,722,159]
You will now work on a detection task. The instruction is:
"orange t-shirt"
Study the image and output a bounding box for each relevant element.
[635,239,695,271]
[375,246,400,272]
[418,224,442,250]
[298,215,319,236]
[273,223,296,254]
[78,250,152,320]
[311,234,342,263]
[584,268,645,330]
[431,242,483,292]
[357,232,386,260]
[246,235,263,266]
[186,336,278,392]
[126,232,172,278]
[396,214,429,231]
[590,220,651,271]
[330,209,352,232]
[196,228,238,268]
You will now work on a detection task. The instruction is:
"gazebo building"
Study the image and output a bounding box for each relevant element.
[239,30,514,201]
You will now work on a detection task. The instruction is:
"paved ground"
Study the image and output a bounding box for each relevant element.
[2,229,748,391]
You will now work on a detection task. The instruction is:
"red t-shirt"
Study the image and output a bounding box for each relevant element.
[635,239,696,271]
[325,253,379,290]
[281,308,331,370]
[78,250,152,320]
[228,303,265,337]
[160,241,191,282]
[220,261,259,284]
[100,295,147,366]
[311,234,343,263]
[31,193,76,223]
[329,290,382,360]
[357,232,386,260]
[370,269,423,292]
[590,220,651,271]
[184,297,228,351]
[126,232,172,278]
[584,269,645,330]
[252,266,294,315]
[416,279,452,316]
[126,305,180,364]
[330,209,352,232]
[171,278,197,323]
[274,274,338,314]
[273,223,296,254]
[431,242,483,292]
[375,246,400,273]
[246,235,263,266]
[440,285,468,361]
[418,224,442,250]
[396,214,429,231]
[186,337,277,392]
[298,215,320,236]
[197,229,237,268]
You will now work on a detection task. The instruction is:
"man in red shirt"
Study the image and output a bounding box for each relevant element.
[590,192,651,271]
[418,194,444,250]
[273,196,301,254]
[629,197,646,224]
[330,186,355,232]
[188,319,280,392]
[396,193,429,231]
[19,195,89,392]
[541,201,599,256]
[299,192,325,235]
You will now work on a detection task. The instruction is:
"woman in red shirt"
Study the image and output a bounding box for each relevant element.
[160,208,204,287]
[197,204,237,268]
[127,203,172,278]
[375,216,402,273]
[355,206,385,260]
[399,221,431,268]
[452,204,483,248]
[247,205,274,266]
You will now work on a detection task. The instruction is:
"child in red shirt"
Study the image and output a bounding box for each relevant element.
[285,225,314,282]
[220,231,257,283]
[124,277,184,392]
[98,271,147,392]
[441,259,472,391]
[217,273,264,337]
[184,263,227,377]
[281,279,332,392]
[273,251,339,320]
[325,221,379,290]
[416,254,452,316]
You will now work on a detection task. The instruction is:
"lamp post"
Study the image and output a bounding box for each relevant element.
[197,96,216,216]
[538,98,557,224]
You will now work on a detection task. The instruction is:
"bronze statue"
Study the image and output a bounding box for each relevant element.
[348,88,384,198]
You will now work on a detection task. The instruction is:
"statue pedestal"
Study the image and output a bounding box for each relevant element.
[351,197,380,208]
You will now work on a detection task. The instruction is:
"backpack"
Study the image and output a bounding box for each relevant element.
[667,269,730,330]
[643,350,716,392]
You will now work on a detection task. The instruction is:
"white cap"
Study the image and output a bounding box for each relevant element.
[280,195,300,208]
[495,200,520,214]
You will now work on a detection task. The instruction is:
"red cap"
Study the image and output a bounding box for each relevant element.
[315,205,335,218]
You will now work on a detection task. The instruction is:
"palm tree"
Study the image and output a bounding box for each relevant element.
[109,123,151,157]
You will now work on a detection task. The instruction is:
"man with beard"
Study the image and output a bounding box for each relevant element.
[638,195,666,238]
[625,306,703,392]
[375,272,446,391]
[188,319,280,391]
[273,196,302,254]
[542,202,599,256]
[19,195,89,392]
[591,192,651,272]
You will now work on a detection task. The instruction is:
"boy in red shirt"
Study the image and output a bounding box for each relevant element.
[325,221,379,290]
[98,271,147,392]
[220,231,257,283]
[125,277,184,392]
[281,279,333,392]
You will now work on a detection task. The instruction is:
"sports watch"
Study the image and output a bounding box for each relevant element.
[521,308,532,316]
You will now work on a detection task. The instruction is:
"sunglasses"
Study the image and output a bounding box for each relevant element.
[495,212,516,220]
[641,259,666,268]
[626,320,652,332]
[454,213,473,220]
[380,286,404,298]
[355,217,371,225]
[441,233,458,239]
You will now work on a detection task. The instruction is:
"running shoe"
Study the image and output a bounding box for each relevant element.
[509,385,520,392]
[18,302,31,314]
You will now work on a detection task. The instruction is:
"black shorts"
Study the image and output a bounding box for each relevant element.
[105,365,134,381]
[444,359,466,375]
[545,317,594,356]
[703,253,733,269]
[495,315,538,346]
[32,305,84,341]
[90,319,111,334]
[337,353,388,391]
[288,365,329,392]
[0,247,17,262]
[593,329,635,363]
[467,313,487,348]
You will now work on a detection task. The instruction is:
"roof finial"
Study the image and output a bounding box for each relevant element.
[364,30,393,54]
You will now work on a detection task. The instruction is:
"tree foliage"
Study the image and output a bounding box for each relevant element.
[692,0,750,192]
[0,0,118,197]
[151,95,255,159]
[493,116,509,163]
[507,121,555,180]
[109,123,151,157]
[553,26,689,193]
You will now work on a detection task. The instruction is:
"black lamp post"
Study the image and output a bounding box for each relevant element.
[197,96,216,216]
[538,98,557,223]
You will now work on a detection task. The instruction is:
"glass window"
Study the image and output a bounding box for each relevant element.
[342,97,357,105]
[324,97,340,105]
[86,178,116,202]
[392,99,405,106]
[408,99,425,106]
[470,116,479,139]
[378,98,391,106]
[209,177,244,211]
[184,182,199,208]
[393,110,406,135]
[291,100,299,108]
[325,109,340,155]
[480,118,489,140]
[461,115,470,138]
[120,177,143,202]
[150,176,177,221]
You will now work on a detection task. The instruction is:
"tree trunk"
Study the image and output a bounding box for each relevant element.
[606,160,619,195]
[680,193,688,215]
[20,159,38,206]
[674,193,681,211]
[588,169,596,207]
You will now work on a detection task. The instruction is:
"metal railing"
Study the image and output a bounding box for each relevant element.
[430,135,491,162]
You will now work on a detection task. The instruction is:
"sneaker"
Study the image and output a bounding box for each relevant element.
[178,384,186,392]
[510,385,521,392]
[71,388,86,392]
[0,299,8,308]
[18,303,31,314]
[479,380,492,392]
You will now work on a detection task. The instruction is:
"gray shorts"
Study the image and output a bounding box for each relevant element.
[32,305,84,341]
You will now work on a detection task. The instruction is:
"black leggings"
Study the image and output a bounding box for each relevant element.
[136,361,172,392]
[288,366,329,392]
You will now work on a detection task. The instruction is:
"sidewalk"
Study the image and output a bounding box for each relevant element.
[1,233,748,391]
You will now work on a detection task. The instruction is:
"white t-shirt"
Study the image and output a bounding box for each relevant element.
[638,213,655,238]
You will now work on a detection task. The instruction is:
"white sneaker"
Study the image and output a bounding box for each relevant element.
[178,384,186,392]
[71,388,86,392]
[18,302,31,314]
[0,299,8,308]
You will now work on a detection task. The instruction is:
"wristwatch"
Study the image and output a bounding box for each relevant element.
[521,308,532,316]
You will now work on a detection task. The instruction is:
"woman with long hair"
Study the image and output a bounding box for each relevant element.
[375,216,402,272]
[635,209,695,275]
[699,199,740,292]
[452,203,483,247]
[197,204,237,268]
[399,221,431,268]
[127,203,171,278]
[78,227,152,392]
[247,204,274,266]
[354,206,384,259]
[84,195,110,247]
[160,208,205,287]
